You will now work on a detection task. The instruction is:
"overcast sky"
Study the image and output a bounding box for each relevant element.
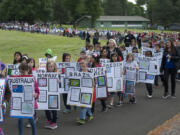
[127,0,136,4]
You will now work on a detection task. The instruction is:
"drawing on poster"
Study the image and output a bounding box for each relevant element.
[106,67,111,73]
[146,74,154,80]
[37,78,47,87]
[107,77,113,88]
[38,90,47,102]
[97,76,106,86]
[21,102,33,114]
[7,69,12,76]
[64,78,69,91]
[81,78,93,88]
[48,79,58,92]
[97,87,107,98]
[114,67,121,78]
[70,88,80,102]
[12,85,23,93]
[48,95,58,109]
[69,79,80,87]
[80,93,92,105]
[126,70,136,80]
[125,81,135,94]
[149,63,158,73]
[65,67,75,77]
[139,60,149,70]
[116,79,122,90]
[139,71,146,80]
[59,76,64,88]
[24,85,33,101]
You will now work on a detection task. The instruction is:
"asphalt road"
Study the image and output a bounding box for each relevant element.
[1,81,180,135]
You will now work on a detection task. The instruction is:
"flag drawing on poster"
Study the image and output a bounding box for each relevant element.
[124,80,135,95]
[102,62,123,92]
[56,62,79,93]
[88,67,107,98]
[6,64,20,78]
[0,79,6,122]
[36,70,60,110]
[8,76,35,118]
[39,56,57,70]
[67,71,93,108]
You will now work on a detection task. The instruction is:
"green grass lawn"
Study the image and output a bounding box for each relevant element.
[0,30,106,64]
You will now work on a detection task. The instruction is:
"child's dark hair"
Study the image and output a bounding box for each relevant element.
[100,47,108,58]
[145,51,152,57]
[19,63,29,72]
[148,41,153,48]
[28,58,36,68]
[91,54,100,67]
[110,52,119,62]
[155,44,161,49]
[62,53,71,62]
[132,47,138,53]
[13,52,22,64]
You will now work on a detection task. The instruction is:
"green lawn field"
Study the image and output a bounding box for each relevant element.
[0,30,106,64]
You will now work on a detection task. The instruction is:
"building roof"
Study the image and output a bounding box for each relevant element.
[76,15,150,23]
[97,16,150,22]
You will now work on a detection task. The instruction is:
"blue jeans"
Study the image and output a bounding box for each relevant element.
[80,107,92,120]
[18,118,36,135]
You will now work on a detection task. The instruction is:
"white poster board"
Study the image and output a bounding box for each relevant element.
[67,71,94,108]
[9,76,35,119]
[36,70,60,110]
[137,56,158,84]
[39,56,57,70]
[88,67,107,98]
[56,62,79,93]
[102,62,123,92]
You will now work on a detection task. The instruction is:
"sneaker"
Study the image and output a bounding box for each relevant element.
[88,116,94,121]
[77,119,85,125]
[116,102,123,107]
[162,93,170,99]
[147,95,152,99]
[45,120,51,129]
[63,109,71,114]
[101,108,108,112]
[107,104,114,109]
[171,94,176,99]
[26,123,31,128]
[49,123,58,130]
[129,97,136,104]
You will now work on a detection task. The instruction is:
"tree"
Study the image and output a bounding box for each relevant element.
[53,0,70,25]
[147,0,174,28]
[0,0,53,23]
[84,0,103,28]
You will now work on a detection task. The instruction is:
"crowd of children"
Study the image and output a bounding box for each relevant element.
[0,31,180,135]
